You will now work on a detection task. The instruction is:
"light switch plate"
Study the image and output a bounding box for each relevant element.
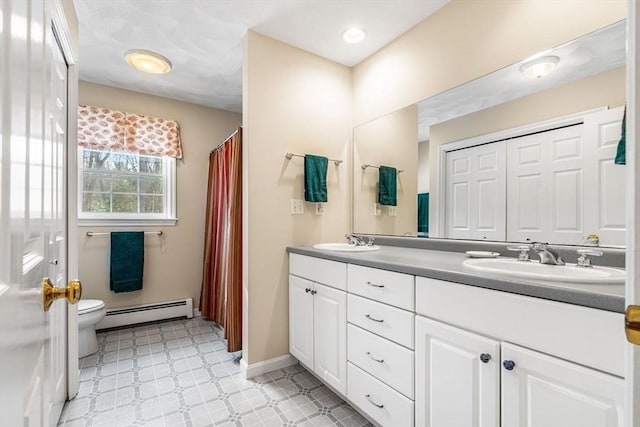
[388,206,397,216]
[315,203,325,215]
[373,203,382,216]
[290,199,304,215]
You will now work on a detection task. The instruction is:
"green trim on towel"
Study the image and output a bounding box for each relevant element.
[378,165,397,206]
[304,154,328,202]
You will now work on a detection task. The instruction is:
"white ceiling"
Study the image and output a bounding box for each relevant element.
[73,0,449,113]
[417,20,627,142]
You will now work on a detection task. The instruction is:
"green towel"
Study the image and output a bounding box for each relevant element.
[418,193,429,234]
[304,154,328,202]
[378,166,397,206]
[615,106,626,165]
[110,231,144,293]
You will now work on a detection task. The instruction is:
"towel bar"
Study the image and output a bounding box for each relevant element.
[362,164,404,173]
[86,231,163,237]
[285,152,343,166]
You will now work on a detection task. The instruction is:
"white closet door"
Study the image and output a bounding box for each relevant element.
[507,125,586,244]
[583,106,626,247]
[445,142,506,241]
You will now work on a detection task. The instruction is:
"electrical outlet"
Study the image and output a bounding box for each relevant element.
[373,203,382,216]
[388,206,397,217]
[290,199,304,215]
[315,203,325,215]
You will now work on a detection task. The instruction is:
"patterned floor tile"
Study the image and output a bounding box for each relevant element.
[58,317,373,426]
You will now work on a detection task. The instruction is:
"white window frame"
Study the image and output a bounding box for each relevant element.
[77,146,177,226]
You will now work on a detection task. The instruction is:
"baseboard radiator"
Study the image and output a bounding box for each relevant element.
[96,298,194,330]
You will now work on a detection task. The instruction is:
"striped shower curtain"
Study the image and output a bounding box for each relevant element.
[201,128,242,352]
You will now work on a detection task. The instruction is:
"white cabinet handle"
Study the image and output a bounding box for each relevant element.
[365,314,384,323]
[366,281,385,288]
[365,394,384,408]
[366,351,384,363]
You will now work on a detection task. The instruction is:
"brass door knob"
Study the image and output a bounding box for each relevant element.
[43,277,82,311]
[626,305,640,345]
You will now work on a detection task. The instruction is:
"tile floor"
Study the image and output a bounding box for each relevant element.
[58,317,372,427]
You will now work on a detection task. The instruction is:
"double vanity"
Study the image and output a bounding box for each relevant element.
[287,242,625,427]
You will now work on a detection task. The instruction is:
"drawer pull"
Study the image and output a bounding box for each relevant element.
[479,353,491,363]
[366,352,384,363]
[365,314,384,323]
[366,281,385,288]
[365,394,384,409]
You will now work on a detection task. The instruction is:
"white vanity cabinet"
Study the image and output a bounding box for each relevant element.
[289,254,347,395]
[415,276,625,427]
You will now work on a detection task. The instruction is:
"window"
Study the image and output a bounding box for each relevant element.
[78,147,176,225]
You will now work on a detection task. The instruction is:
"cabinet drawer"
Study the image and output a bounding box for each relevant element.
[348,294,414,349]
[289,253,347,291]
[348,362,414,427]
[347,324,414,399]
[348,264,414,310]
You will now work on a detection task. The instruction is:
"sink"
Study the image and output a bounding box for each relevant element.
[463,258,625,284]
[312,243,380,252]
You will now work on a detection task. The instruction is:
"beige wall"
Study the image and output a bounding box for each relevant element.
[77,81,241,309]
[352,0,625,125]
[353,105,418,235]
[428,66,626,235]
[243,31,352,364]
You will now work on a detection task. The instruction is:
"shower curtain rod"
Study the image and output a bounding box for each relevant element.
[285,152,343,166]
[362,164,404,173]
[85,231,163,237]
[211,128,240,153]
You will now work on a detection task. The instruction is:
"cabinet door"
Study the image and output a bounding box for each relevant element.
[501,343,624,427]
[289,275,314,369]
[313,282,347,395]
[415,316,500,427]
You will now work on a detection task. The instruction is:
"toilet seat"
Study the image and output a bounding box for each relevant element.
[78,299,105,315]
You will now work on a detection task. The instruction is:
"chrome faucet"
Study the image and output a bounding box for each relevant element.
[345,234,367,246]
[531,242,565,266]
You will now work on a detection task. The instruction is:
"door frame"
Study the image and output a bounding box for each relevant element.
[50,0,79,399]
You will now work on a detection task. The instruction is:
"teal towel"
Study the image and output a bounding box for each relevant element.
[378,166,397,206]
[615,106,626,165]
[304,154,328,202]
[418,193,429,234]
[110,232,144,293]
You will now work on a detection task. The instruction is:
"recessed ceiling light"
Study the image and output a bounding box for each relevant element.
[124,49,172,74]
[342,28,366,44]
[520,55,559,79]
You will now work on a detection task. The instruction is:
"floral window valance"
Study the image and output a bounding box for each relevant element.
[77,104,183,158]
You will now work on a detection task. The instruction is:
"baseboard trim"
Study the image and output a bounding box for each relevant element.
[240,354,298,379]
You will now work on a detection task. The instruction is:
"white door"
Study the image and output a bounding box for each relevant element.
[0,1,76,425]
[445,142,506,241]
[583,106,626,247]
[506,124,586,245]
[501,343,624,427]
[626,4,640,426]
[313,282,346,395]
[289,275,314,369]
[415,316,500,427]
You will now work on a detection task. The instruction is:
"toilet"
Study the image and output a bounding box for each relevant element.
[78,299,106,358]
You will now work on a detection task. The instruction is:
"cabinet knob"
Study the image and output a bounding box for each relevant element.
[305,288,311,293]
[502,360,516,371]
[310,290,317,295]
[479,353,491,363]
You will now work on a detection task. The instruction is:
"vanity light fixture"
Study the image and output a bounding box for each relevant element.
[342,27,366,44]
[124,49,172,74]
[520,55,560,79]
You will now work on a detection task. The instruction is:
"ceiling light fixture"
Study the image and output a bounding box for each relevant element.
[124,49,172,74]
[342,27,366,44]
[520,55,559,79]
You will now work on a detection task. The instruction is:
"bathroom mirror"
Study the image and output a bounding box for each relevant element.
[353,20,627,247]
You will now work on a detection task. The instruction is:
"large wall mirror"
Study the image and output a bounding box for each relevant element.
[353,19,626,248]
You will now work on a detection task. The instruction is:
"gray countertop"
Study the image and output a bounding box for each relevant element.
[286,245,625,313]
